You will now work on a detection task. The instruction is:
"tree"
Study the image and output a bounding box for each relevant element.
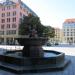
[19,15,55,38]
[43,26,55,38]
[19,16,30,35]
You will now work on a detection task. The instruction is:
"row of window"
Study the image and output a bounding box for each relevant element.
[0,30,16,35]
[1,17,16,23]
[1,24,16,29]
[64,29,75,31]
[64,32,75,36]
[2,5,16,11]
[6,30,16,35]
[1,12,26,20]
[2,11,16,17]
[2,5,27,13]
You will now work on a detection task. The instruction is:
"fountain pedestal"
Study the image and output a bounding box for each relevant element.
[17,37,47,57]
[23,45,44,57]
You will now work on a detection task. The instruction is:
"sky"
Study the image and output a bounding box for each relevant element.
[21,0,75,29]
[1,0,75,29]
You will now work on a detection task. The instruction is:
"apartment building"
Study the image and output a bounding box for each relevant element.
[0,0,37,45]
[50,28,63,44]
[54,28,63,44]
[63,19,75,44]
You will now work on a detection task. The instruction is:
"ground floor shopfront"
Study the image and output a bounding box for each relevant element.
[0,35,18,45]
[64,37,75,45]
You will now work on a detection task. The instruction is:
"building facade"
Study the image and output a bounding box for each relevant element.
[0,0,37,45]
[63,19,75,44]
[49,28,63,44]
[54,28,63,44]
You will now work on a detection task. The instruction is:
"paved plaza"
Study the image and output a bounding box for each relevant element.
[0,45,74,75]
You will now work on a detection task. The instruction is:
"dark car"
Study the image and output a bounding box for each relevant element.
[46,42,51,46]
[55,42,59,45]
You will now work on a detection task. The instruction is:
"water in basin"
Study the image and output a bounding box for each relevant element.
[44,52,58,57]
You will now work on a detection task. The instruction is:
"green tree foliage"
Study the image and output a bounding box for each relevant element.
[19,15,55,37]
[19,16,30,35]
[43,26,55,38]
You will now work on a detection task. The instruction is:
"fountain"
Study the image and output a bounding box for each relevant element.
[0,16,70,74]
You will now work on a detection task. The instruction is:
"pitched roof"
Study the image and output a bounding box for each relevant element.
[64,18,75,23]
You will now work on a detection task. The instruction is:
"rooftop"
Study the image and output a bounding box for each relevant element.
[0,0,37,16]
[64,18,75,23]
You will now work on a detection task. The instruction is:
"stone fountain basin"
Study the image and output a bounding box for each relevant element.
[0,37,69,73]
[0,50,70,73]
[0,50,65,66]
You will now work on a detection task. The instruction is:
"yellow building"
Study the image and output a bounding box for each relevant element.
[50,28,63,44]
[55,28,63,43]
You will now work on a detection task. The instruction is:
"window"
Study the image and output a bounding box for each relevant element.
[7,24,10,28]
[12,30,16,34]
[1,19,5,23]
[7,18,10,22]
[2,7,5,11]
[70,37,73,40]
[12,17,16,22]
[13,5,16,9]
[7,12,10,16]
[7,6,10,10]
[71,32,73,36]
[6,30,16,35]
[67,29,69,31]
[0,31,4,35]
[71,29,72,31]
[67,32,69,36]
[13,11,16,16]
[1,25,5,29]
[2,13,5,17]
[12,24,16,28]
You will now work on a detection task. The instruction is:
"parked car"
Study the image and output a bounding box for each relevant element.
[55,42,59,45]
[45,42,51,46]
